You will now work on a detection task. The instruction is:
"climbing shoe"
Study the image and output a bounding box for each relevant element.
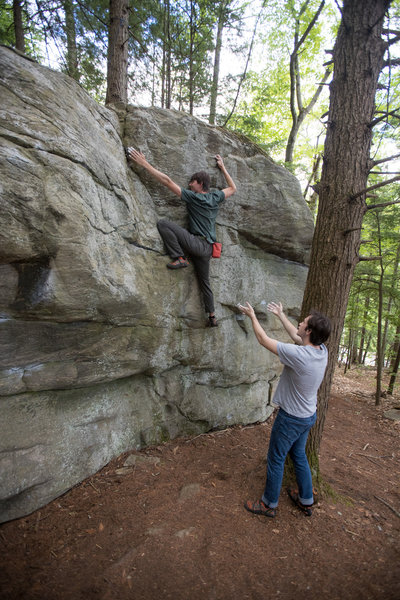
[208,315,218,327]
[167,257,189,269]
[244,499,276,518]
[287,487,313,516]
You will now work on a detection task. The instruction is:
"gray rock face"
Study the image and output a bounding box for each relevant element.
[0,46,314,522]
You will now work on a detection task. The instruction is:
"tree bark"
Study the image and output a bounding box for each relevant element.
[13,0,25,53]
[301,0,390,478]
[106,0,129,104]
[388,325,400,394]
[358,296,370,363]
[188,0,195,115]
[63,0,79,81]
[362,335,371,365]
[161,0,171,109]
[209,1,226,125]
[375,213,384,405]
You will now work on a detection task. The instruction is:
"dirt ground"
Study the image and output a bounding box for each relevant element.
[1,367,399,600]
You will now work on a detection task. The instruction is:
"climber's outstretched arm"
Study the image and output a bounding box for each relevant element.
[128,149,181,197]
[215,154,236,198]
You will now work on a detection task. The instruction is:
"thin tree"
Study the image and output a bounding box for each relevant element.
[62,0,79,81]
[188,0,196,114]
[357,296,370,363]
[209,0,227,125]
[106,0,129,104]
[285,0,332,164]
[388,323,400,394]
[374,210,385,405]
[222,2,264,127]
[161,0,172,108]
[13,0,25,52]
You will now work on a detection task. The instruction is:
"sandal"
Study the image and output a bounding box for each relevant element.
[244,499,276,518]
[287,487,313,516]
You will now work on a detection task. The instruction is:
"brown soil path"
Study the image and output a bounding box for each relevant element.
[1,368,399,600]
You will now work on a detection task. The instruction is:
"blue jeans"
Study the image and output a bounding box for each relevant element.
[262,408,317,508]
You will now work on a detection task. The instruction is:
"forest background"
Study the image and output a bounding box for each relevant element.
[2,0,400,476]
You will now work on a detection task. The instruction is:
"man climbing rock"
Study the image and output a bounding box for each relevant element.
[238,300,331,518]
[128,149,236,327]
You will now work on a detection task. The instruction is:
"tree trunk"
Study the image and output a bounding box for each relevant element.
[188,0,196,115]
[209,2,226,125]
[13,0,25,52]
[339,346,346,366]
[301,0,389,479]
[161,0,171,109]
[106,0,129,104]
[358,296,370,363]
[63,0,79,81]
[161,3,166,108]
[344,327,358,373]
[362,335,371,365]
[166,6,171,109]
[375,217,384,405]
[388,324,400,395]
[343,335,352,374]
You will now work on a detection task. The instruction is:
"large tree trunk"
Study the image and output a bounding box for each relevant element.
[106,0,129,104]
[301,0,390,478]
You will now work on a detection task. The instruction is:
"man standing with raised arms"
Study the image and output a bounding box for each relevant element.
[238,300,331,518]
[128,149,236,328]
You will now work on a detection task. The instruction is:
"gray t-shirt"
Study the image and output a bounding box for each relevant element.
[181,188,225,244]
[273,342,328,418]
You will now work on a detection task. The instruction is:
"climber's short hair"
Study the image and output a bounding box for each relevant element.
[307,311,331,346]
[189,171,211,192]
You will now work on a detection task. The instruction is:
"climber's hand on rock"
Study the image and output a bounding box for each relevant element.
[215,154,224,169]
[128,148,147,166]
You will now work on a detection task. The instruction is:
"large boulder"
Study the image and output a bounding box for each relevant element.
[0,46,314,522]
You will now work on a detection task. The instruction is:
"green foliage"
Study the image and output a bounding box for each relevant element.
[0,0,16,46]
[343,187,400,367]
[0,0,43,56]
[228,62,291,153]
[226,0,335,178]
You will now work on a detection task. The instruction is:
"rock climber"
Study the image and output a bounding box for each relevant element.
[128,148,236,327]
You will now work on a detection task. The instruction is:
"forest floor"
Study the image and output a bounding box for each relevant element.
[1,367,400,600]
